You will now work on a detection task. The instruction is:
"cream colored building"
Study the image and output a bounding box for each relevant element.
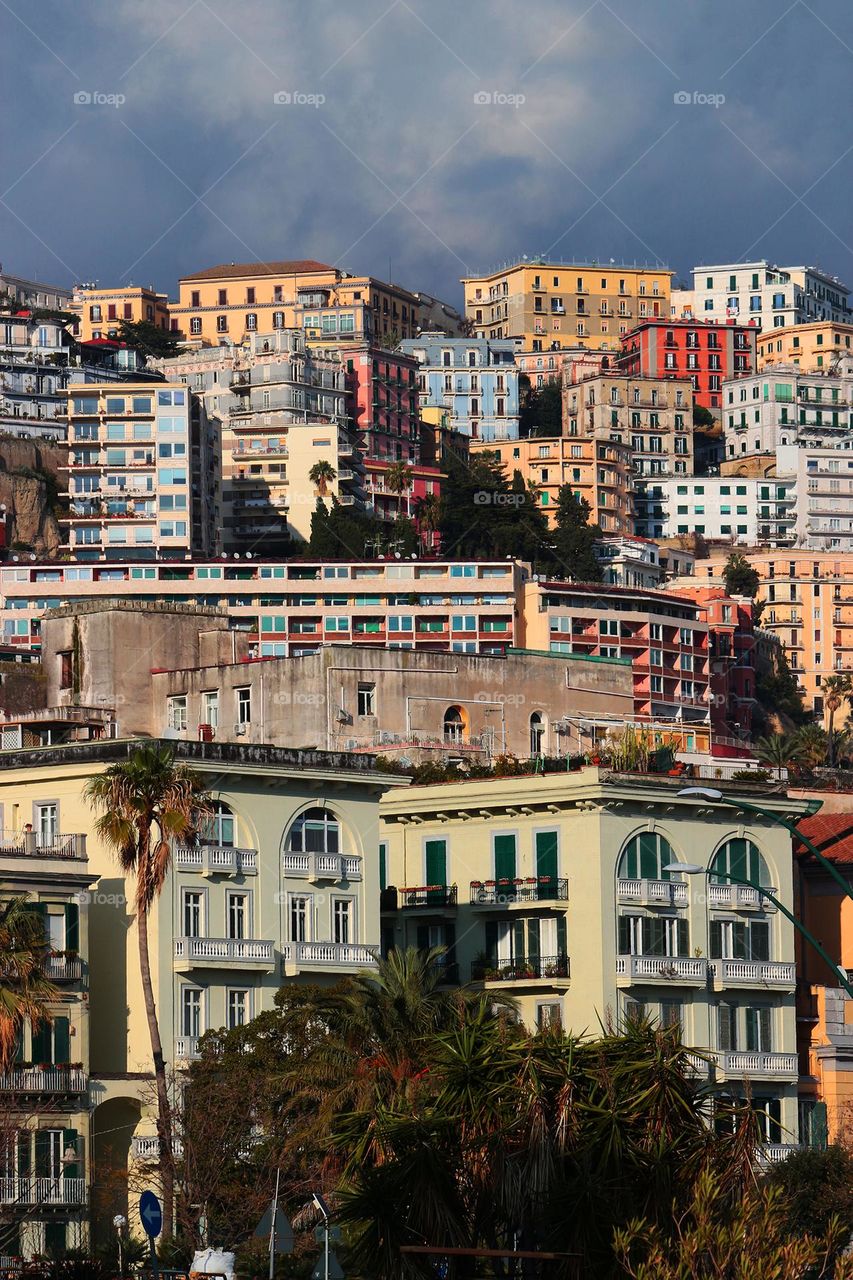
[0,826,97,1258]
[380,769,803,1152]
[70,286,172,342]
[462,261,673,351]
[757,322,853,372]
[0,739,404,1244]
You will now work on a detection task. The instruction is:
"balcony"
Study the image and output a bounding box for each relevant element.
[720,1051,798,1079]
[0,831,86,859]
[472,955,570,983]
[710,959,796,988]
[174,1036,200,1059]
[616,956,708,984]
[172,844,258,876]
[281,941,378,973]
[0,1177,87,1206]
[470,877,569,907]
[397,885,458,910]
[173,937,275,969]
[0,1067,87,1094]
[616,879,689,907]
[281,852,362,881]
[44,954,84,981]
[707,883,775,911]
[131,1135,183,1160]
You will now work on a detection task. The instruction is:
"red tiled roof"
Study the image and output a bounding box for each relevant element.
[795,813,853,865]
[180,260,335,282]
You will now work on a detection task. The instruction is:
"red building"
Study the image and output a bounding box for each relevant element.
[619,318,757,413]
[678,585,757,751]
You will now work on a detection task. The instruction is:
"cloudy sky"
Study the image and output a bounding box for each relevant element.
[1,0,852,307]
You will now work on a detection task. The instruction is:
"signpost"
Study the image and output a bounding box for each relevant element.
[254,1171,293,1278]
[139,1191,162,1280]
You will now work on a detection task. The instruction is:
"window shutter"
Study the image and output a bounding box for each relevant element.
[750,921,770,962]
[13,1026,24,1064]
[527,919,540,966]
[718,1004,733,1051]
[513,919,525,963]
[732,922,747,960]
[617,915,632,955]
[62,1128,78,1178]
[493,835,516,882]
[812,1101,828,1149]
[34,1131,50,1177]
[556,915,567,958]
[425,840,447,887]
[709,920,722,959]
[53,1017,70,1065]
[676,918,688,956]
[760,1008,772,1052]
[745,1007,757,1052]
[31,1023,51,1064]
[64,903,80,952]
[484,921,498,965]
[416,925,429,952]
[379,845,387,893]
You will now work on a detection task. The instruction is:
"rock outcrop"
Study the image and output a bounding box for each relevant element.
[0,438,66,556]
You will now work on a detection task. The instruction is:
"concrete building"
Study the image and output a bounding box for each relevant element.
[594,536,695,588]
[0,824,97,1258]
[724,366,853,458]
[462,260,673,351]
[688,262,851,333]
[0,312,74,440]
[157,331,354,551]
[70,286,174,343]
[172,261,423,349]
[379,770,803,1153]
[757,322,853,373]
[516,347,615,389]
[619,317,757,414]
[0,268,73,314]
[469,434,634,534]
[0,738,405,1247]
[399,334,520,441]
[658,474,797,546]
[38,603,635,760]
[60,381,218,560]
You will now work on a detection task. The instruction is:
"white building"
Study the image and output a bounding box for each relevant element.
[660,475,797,546]
[724,365,853,457]
[594,535,695,587]
[0,266,73,314]
[688,262,850,333]
[776,443,853,551]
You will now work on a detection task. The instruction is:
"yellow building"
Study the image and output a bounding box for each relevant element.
[70,286,173,342]
[469,434,633,533]
[462,260,673,351]
[756,321,853,372]
[172,261,422,348]
[380,768,803,1153]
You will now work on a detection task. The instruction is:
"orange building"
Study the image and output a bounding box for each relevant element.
[71,284,173,341]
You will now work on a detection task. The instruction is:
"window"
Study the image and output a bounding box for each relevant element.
[537,1002,562,1031]
[661,999,683,1030]
[357,682,376,716]
[618,913,688,956]
[227,989,249,1029]
[287,808,340,854]
[493,832,517,881]
[746,1006,772,1052]
[290,895,310,942]
[710,838,770,887]
[710,918,770,961]
[227,892,248,940]
[333,898,352,944]
[236,687,251,725]
[443,706,465,742]
[183,891,203,938]
[200,800,235,847]
[718,1002,738,1051]
[181,987,202,1038]
[202,691,219,729]
[617,832,677,881]
[530,711,544,754]
[167,695,188,731]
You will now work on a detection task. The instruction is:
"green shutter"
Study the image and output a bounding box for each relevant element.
[34,1131,50,1177]
[750,921,770,961]
[484,921,498,965]
[31,1023,51,1064]
[493,834,516,882]
[53,1017,70,1066]
[13,1026,24,1064]
[709,920,722,959]
[617,915,632,955]
[718,1005,733,1052]
[425,839,446,888]
[62,1128,78,1178]
[513,919,525,964]
[638,832,659,880]
[732,922,747,960]
[556,915,567,959]
[812,1101,828,1150]
[535,832,558,897]
[64,903,79,952]
[527,919,540,967]
[676,919,688,956]
[379,844,387,893]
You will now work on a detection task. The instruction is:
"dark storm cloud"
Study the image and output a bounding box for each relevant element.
[1,0,851,305]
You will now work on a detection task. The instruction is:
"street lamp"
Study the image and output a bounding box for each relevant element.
[312,1194,330,1280]
[113,1215,127,1277]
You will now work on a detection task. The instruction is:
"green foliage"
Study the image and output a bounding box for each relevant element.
[307,497,418,559]
[435,451,554,570]
[116,319,185,359]
[519,375,562,437]
[755,646,810,727]
[753,732,806,777]
[552,485,603,582]
[722,552,760,599]
[764,1145,853,1244]
[692,404,716,429]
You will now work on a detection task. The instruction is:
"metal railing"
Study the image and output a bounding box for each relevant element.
[173,937,274,964]
[0,1176,87,1206]
[398,885,458,909]
[472,954,570,982]
[0,831,86,858]
[44,954,83,980]
[470,878,569,905]
[0,1067,87,1093]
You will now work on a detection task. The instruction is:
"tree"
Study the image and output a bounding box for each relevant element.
[413,492,441,553]
[822,674,853,766]
[308,460,337,496]
[764,1145,853,1245]
[85,746,212,1236]
[753,732,806,779]
[518,376,562,437]
[755,646,809,728]
[692,404,716,430]
[722,552,760,599]
[384,462,413,517]
[0,895,56,1071]
[551,485,603,582]
[116,320,185,360]
[796,722,829,769]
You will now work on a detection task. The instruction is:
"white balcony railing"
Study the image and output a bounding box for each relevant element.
[0,1067,87,1093]
[758,1144,802,1164]
[44,954,83,980]
[708,883,775,910]
[173,937,274,965]
[616,879,689,906]
[710,959,796,986]
[722,1051,798,1077]
[282,941,378,968]
[0,1176,87,1206]
[131,1135,184,1160]
[281,852,362,881]
[616,956,708,982]
[172,844,258,875]
[174,1036,200,1059]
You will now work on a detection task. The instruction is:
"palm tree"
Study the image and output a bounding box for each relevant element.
[413,492,441,554]
[822,674,853,766]
[85,746,211,1235]
[308,460,337,496]
[795,723,829,769]
[384,462,413,517]
[753,733,806,780]
[0,896,56,1072]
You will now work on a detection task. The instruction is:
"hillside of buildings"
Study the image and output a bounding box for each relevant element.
[0,437,65,555]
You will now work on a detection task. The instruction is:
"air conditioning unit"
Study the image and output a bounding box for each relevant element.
[234,724,247,736]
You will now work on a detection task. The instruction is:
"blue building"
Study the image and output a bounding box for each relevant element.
[400,333,520,441]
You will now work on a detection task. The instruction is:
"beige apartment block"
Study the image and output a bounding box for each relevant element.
[469,434,633,533]
[757,322,853,373]
[379,769,803,1154]
[462,261,673,351]
[70,285,172,342]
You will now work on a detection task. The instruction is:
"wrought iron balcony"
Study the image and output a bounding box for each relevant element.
[0,1176,87,1206]
[470,878,569,906]
[472,954,570,983]
[397,885,458,909]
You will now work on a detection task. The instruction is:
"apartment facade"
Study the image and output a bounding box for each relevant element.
[61,381,218,560]
[0,269,73,314]
[469,434,633,534]
[379,770,802,1152]
[659,474,797,546]
[462,261,673,351]
[688,262,851,332]
[0,824,97,1258]
[757,322,853,372]
[724,366,853,457]
[70,286,173,343]
[619,318,757,414]
[0,312,73,440]
[594,536,695,588]
[399,334,519,441]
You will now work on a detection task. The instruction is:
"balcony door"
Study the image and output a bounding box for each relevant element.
[425,839,447,902]
[35,804,58,844]
[535,831,559,898]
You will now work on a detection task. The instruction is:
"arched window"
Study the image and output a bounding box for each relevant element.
[617,832,677,882]
[287,807,340,855]
[200,800,235,848]
[443,707,464,744]
[710,838,770,887]
[530,712,544,755]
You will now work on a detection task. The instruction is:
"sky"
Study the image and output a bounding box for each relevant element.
[1,0,852,309]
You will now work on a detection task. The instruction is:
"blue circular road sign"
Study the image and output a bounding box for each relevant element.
[140,1190,163,1238]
